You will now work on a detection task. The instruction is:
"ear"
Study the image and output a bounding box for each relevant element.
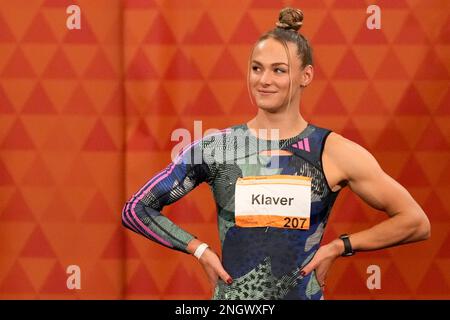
[300,65,314,88]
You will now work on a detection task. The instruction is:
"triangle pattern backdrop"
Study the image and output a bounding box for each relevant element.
[0,0,449,299]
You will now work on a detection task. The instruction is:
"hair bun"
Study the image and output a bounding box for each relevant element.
[275,7,304,32]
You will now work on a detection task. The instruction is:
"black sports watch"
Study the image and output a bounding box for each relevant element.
[339,234,355,257]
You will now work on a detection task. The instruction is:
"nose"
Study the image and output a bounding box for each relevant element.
[259,70,273,86]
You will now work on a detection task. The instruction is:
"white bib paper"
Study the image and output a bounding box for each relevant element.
[235,175,312,230]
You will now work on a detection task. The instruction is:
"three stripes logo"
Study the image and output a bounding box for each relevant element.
[291,138,310,152]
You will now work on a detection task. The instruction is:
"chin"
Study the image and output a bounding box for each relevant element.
[256,102,282,113]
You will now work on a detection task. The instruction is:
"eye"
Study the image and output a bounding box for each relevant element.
[275,68,286,73]
[252,65,261,72]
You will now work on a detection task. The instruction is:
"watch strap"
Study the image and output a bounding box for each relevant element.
[339,234,354,256]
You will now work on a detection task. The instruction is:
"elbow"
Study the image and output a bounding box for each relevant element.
[121,214,128,228]
[414,214,431,241]
[121,201,132,228]
[121,199,148,229]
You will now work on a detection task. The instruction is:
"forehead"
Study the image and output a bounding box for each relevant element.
[252,38,298,65]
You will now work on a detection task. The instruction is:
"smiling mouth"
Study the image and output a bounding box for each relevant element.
[257,91,277,96]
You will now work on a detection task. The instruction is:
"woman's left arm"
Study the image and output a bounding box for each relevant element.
[301,133,431,282]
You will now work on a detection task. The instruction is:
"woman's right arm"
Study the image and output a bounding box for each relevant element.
[121,140,211,254]
[121,134,233,288]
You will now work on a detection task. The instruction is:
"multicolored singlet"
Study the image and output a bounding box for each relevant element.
[122,123,341,300]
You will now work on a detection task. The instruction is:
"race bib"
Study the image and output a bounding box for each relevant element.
[235,175,311,230]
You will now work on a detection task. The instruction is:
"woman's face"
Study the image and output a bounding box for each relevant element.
[249,37,303,112]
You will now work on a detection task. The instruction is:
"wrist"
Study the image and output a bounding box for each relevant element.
[339,234,355,256]
[329,239,345,258]
[193,243,209,259]
[187,238,203,255]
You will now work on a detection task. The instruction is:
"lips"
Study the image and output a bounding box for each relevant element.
[257,90,277,96]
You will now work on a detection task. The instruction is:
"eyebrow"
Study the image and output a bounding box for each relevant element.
[252,60,288,67]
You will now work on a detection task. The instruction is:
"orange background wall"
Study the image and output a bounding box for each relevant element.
[0,0,449,299]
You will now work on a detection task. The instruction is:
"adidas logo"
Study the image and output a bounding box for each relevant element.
[291,138,310,152]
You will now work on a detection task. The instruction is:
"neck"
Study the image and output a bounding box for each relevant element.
[248,103,308,140]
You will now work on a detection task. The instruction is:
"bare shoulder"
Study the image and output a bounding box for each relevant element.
[323,132,383,183]
[324,132,370,155]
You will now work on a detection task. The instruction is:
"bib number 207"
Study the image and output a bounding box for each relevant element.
[283,217,307,229]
